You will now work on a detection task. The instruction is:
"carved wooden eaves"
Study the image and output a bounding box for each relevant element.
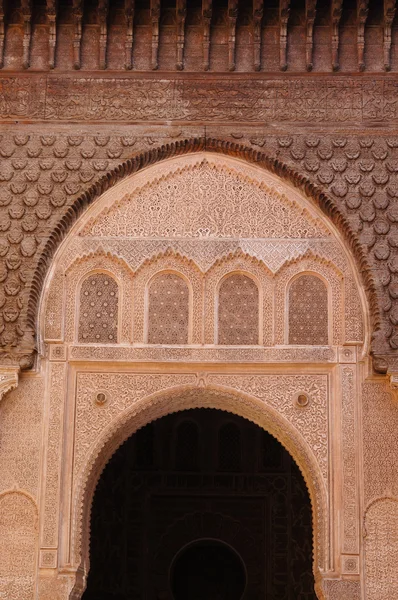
[21,0,32,69]
[253,0,264,71]
[331,0,343,71]
[98,0,109,70]
[384,0,396,70]
[46,0,57,69]
[151,0,161,70]
[305,0,317,71]
[124,0,135,69]
[0,0,4,69]
[202,0,212,71]
[279,0,290,71]
[228,0,238,71]
[176,0,187,70]
[357,0,369,71]
[72,0,83,69]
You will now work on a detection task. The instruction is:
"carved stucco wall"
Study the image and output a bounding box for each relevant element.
[0,143,398,600]
[0,128,397,372]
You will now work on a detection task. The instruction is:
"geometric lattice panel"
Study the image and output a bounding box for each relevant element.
[148,273,189,344]
[78,274,118,343]
[288,275,328,345]
[218,274,259,345]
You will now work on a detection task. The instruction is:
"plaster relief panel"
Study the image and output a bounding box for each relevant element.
[0,491,38,600]
[365,498,398,599]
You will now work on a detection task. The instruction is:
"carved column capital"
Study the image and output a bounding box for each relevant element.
[390,373,398,393]
[0,366,19,402]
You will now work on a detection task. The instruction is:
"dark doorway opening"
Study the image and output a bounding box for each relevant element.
[171,539,246,600]
[83,409,316,599]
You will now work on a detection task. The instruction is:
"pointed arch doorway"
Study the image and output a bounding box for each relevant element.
[82,408,315,600]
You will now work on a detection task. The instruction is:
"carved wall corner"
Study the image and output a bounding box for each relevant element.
[0,366,19,402]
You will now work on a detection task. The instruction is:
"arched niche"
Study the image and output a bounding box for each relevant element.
[68,385,328,599]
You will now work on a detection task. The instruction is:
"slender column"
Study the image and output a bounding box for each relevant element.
[124,0,135,69]
[253,0,264,71]
[21,0,32,69]
[176,0,186,70]
[279,0,290,71]
[151,0,161,70]
[383,0,396,71]
[228,0,238,71]
[72,0,83,70]
[47,0,57,69]
[98,0,109,69]
[357,0,369,71]
[305,0,317,71]
[202,0,212,71]
[331,0,343,71]
[0,0,4,69]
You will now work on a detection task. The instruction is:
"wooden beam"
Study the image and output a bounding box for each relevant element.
[47,0,58,69]
[176,0,186,70]
[202,0,212,71]
[21,0,32,69]
[151,0,160,70]
[331,0,343,71]
[384,0,396,70]
[228,0,238,71]
[305,0,317,71]
[357,0,369,71]
[253,0,264,71]
[98,0,109,69]
[72,0,83,69]
[124,0,135,69]
[279,0,290,71]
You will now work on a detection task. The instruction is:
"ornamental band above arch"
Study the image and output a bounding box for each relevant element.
[0,136,394,373]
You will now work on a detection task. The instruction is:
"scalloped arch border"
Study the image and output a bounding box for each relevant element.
[69,385,328,600]
[29,137,378,351]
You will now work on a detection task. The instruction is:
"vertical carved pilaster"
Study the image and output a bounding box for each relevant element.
[279,0,290,71]
[305,0,317,71]
[21,0,32,69]
[151,0,161,70]
[331,0,343,71]
[228,0,238,71]
[0,0,4,69]
[47,0,57,69]
[383,0,396,71]
[357,0,369,71]
[124,0,135,69]
[98,0,109,69]
[72,0,83,70]
[176,0,186,70]
[202,0,212,71]
[253,0,264,71]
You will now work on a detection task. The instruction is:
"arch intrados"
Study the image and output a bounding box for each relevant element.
[71,385,327,599]
[32,138,378,347]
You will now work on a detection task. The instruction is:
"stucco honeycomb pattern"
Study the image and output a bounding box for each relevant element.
[289,275,328,345]
[147,273,189,345]
[218,274,259,345]
[78,274,118,344]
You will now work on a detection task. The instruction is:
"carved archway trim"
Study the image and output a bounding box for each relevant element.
[70,384,328,599]
[28,138,379,359]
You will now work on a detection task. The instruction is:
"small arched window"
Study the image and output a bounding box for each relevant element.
[218,423,241,471]
[175,421,199,471]
[78,274,118,343]
[218,274,259,345]
[288,274,328,345]
[148,273,189,344]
